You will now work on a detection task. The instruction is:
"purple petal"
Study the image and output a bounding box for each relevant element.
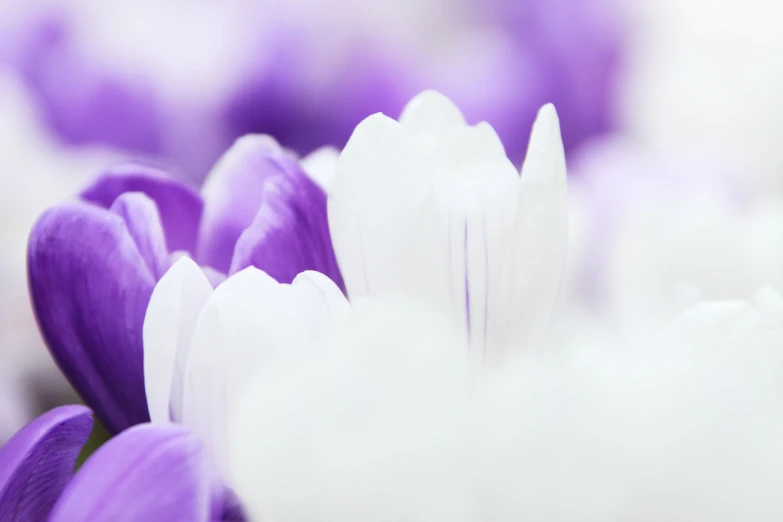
[197,135,300,273]
[229,167,345,291]
[0,405,92,522]
[49,424,211,522]
[80,163,203,255]
[111,193,170,280]
[28,201,165,432]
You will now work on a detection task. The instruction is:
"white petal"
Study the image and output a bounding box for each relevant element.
[181,267,350,477]
[228,297,471,520]
[301,146,340,194]
[754,286,783,318]
[673,299,754,349]
[399,90,466,152]
[507,104,568,350]
[143,256,213,424]
[290,271,353,340]
[329,113,425,299]
[426,122,508,173]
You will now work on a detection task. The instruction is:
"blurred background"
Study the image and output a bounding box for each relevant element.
[0,0,780,440]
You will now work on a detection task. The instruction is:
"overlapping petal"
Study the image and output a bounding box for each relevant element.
[230,166,344,290]
[48,424,211,522]
[329,90,567,358]
[30,129,345,439]
[144,257,214,424]
[143,259,351,478]
[0,405,92,522]
[80,163,203,255]
[198,135,302,273]
[183,268,350,476]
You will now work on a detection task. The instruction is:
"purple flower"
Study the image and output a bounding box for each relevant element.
[12,14,166,157]
[5,0,622,174]
[28,135,343,434]
[0,405,228,521]
[226,0,623,168]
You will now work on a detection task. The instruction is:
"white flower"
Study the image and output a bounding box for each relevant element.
[300,146,340,193]
[143,256,352,476]
[328,90,567,358]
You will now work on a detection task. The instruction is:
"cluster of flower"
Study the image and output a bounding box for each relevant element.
[0,0,782,521]
[1,90,782,521]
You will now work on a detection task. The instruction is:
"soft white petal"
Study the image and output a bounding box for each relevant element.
[329,113,426,299]
[332,96,567,358]
[426,122,508,172]
[507,104,568,349]
[399,90,467,152]
[182,267,350,477]
[727,287,783,365]
[143,256,213,424]
[229,298,472,521]
[289,271,353,341]
[301,146,340,194]
[670,298,754,352]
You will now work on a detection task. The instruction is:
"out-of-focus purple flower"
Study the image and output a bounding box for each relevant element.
[477,0,622,154]
[28,135,342,434]
[12,14,165,157]
[0,405,224,521]
[224,0,624,167]
[4,0,623,175]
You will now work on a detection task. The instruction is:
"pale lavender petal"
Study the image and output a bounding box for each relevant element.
[201,266,227,288]
[80,163,203,255]
[229,168,344,291]
[198,135,301,273]
[49,424,211,522]
[0,405,92,522]
[111,193,170,280]
[28,201,165,432]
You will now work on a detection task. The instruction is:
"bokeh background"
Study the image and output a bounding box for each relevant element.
[0,0,781,440]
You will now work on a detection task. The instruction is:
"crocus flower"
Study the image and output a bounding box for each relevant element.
[28,134,341,434]
[328,90,567,356]
[0,404,221,521]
